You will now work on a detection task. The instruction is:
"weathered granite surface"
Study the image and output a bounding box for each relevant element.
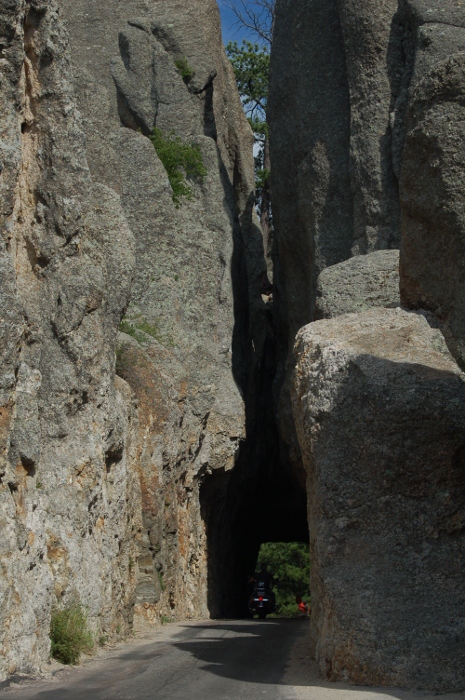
[292,308,465,691]
[316,250,400,320]
[61,0,263,623]
[0,0,141,679]
[270,5,465,689]
[0,0,262,679]
[269,0,465,343]
[269,0,402,340]
[400,44,465,369]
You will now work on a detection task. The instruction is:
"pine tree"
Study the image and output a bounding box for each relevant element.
[225,1,275,280]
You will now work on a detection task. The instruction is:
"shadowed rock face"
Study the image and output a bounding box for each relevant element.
[0,0,140,678]
[268,0,403,341]
[270,0,465,691]
[269,0,465,356]
[291,308,465,691]
[400,49,465,370]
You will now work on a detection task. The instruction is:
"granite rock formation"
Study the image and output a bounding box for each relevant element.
[3,0,465,689]
[270,0,465,691]
[291,308,465,690]
[315,250,400,320]
[399,23,465,368]
[269,0,465,346]
[269,0,401,340]
[0,0,141,677]
[0,0,264,678]
[61,0,266,623]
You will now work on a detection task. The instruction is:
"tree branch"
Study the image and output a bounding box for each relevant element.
[222,0,275,47]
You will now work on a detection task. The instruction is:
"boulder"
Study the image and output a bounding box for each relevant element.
[316,250,400,319]
[291,308,465,691]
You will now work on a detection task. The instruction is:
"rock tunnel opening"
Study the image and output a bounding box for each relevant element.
[251,541,311,616]
[197,212,310,619]
[200,407,309,620]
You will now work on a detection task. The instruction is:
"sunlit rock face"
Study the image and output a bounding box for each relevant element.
[315,250,400,320]
[61,0,265,624]
[0,0,140,678]
[292,308,465,691]
[0,0,263,678]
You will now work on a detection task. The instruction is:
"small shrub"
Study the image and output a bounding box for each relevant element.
[118,318,175,349]
[50,603,94,665]
[160,616,171,625]
[136,321,162,339]
[256,541,310,618]
[98,635,108,647]
[149,127,206,206]
[174,56,195,82]
[118,320,145,344]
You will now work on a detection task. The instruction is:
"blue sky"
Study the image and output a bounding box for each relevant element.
[219,2,254,46]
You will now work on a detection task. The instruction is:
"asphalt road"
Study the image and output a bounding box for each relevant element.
[1,619,465,700]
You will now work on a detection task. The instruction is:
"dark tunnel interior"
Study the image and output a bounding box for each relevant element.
[200,307,309,619]
[201,444,309,618]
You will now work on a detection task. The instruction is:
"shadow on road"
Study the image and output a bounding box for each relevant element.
[168,619,419,698]
[2,619,462,700]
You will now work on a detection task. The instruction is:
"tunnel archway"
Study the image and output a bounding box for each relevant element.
[199,238,310,619]
[200,360,309,620]
[228,455,308,618]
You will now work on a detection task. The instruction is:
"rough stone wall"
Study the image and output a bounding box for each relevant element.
[268,0,402,340]
[399,2,465,369]
[270,0,465,357]
[0,0,261,679]
[315,250,400,320]
[270,0,465,691]
[291,308,465,691]
[0,0,141,679]
[61,0,263,623]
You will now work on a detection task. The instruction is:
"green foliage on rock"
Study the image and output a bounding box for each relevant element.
[257,542,310,618]
[174,55,195,82]
[118,318,174,348]
[255,167,270,191]
[50,603,94,665]
[149,127,206,206]
[118,320,146,344]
